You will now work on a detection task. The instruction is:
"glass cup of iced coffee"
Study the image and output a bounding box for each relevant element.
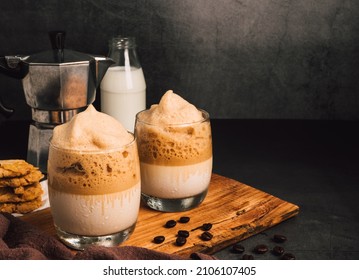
[47,105,141,250]
[135,90,213,212]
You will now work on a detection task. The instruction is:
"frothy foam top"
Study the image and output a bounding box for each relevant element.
[138,90,203,125]
[52,105,133,150]
[136,90,212,166]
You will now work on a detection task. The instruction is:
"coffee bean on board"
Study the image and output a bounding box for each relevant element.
[232,244,245,254]
[200,231,213,241]
[273,234,287,243]
[282,253,296,260]
[153,236,165,244]
[165,220,177,228]
[242,254,254,260]
[254,244,268,254]
[178,230,190,238]
[176,236,187,246]
[272,246,285,256]
[201,223,212,231]
[178,216,190,223]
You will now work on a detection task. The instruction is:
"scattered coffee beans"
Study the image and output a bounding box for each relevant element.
[178,230,190,238]
[254,244,268,254]
[176,236,187,246]
[201,231,213,241]
[178,216,190,223]
[165,220,177,228]
[232,244,245,254]
[242,254,254,260]
[282,252,296,260]
[153,235,165,244]
[228,233,293,259]
[272,246,284,256]
[201,223,213,231]
[273,234,287,243]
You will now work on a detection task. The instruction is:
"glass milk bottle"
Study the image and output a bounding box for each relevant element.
[100,36,146,132]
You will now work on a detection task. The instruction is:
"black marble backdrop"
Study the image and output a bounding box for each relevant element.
[1,0,358,121]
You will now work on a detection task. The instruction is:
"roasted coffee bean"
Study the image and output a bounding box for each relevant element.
[272,245,284,256]
[273,234,287,243]
[176,236,187,246]
[200,231,213,241]
[282,253,296,260]
[178,216,190,223]
[165,220,177,228]
[232,244,245,254]
[153,235,165,244]
[254,244,268,254]
[242,254,254,260]
[178,230,190,238]
[190,253,202,260]
[201,223,213,231]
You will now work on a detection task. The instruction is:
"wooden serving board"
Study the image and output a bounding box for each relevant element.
[20,173,299,257]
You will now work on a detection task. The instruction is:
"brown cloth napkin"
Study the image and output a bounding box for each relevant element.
[0,213,216,260]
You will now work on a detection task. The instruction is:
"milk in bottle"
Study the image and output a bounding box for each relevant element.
[100,37,146,132]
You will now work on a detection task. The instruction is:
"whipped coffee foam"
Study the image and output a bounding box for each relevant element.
[52,104,132,151]
[136,90,212,166]
[48,143,140,195]
[140,90,203,125]
[49,105,139,195]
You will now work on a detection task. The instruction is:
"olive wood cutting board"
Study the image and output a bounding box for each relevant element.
[20,173,299,257]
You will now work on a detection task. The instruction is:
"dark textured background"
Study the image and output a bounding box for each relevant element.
[1,0,359,121]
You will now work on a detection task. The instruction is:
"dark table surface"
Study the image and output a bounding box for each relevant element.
[1,119,358,260]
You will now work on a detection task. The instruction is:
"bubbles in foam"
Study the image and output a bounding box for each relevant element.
[136,120,212,166]
[48,143,140,195]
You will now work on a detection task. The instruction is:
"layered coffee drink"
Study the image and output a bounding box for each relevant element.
[48,105,140,250]
[135,90,212,212]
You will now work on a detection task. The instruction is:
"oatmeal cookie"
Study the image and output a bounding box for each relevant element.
[0,169,44,188]
[0,196,43,214]
[0,159,36,178]
[0,182,43,203]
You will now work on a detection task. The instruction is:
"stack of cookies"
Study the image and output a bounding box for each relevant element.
[0,159,44,214]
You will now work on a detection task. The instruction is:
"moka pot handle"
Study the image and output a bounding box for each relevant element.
[0,96,14,118]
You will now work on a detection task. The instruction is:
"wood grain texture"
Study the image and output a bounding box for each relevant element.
[20,173,299,256]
